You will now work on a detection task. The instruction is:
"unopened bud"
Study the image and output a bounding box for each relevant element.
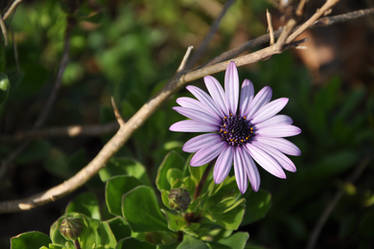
[168,188,191,212]
[59,217,83,241]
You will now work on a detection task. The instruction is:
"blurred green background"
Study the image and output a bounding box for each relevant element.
[1,0,374,248]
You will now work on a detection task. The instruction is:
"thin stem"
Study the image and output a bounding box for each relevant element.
[193,163,213,201]
[305,157,371,249]
[74,240,81,249]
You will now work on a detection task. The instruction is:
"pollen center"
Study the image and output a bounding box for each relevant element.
[219,114,254,146]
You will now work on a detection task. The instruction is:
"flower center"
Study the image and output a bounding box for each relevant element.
[219,114,254,146]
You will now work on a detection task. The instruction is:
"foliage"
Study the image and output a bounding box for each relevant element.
[11,151,269,248]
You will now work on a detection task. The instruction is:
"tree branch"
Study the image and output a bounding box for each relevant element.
[185,0,236,69]
[208,4,374,66]
[3,0,23,20]
[0,14,8,46]
[305,157,371,249]
[0,123,118,142]
[0,0,342,213]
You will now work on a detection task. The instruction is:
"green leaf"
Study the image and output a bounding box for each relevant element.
[176,235,209,249]
[116,237,156,249]
[204,177,246,230]
[166,168,183,189]
[122,186,168,232]
[99,157,150,185]
[65,192,101,219]
[156,151,185,191]
[105,217,131,241]
[106,175,142,216]
[242,190,272,225]
[217,232,249,249]
[189,164,208,185]
[11,231,51,249]
[164,210,187,232]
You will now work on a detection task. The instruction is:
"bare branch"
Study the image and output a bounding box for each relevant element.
[111,97,125,127]
[315,8,374,26]
[185,0,236,69]
[35,20,73,127]
[266,9,275,45]
[3,0,23,20]
[276,19,296,46]
[305,157,371,249]
[0,123,118,142]
[286,0,340,43]
[177,45,194,72]
[296,0,308,16]
[209,3,374,66]
[0,14,8,46]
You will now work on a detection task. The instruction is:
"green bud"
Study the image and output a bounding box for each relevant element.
[168,188,191,212]
[0,73,9,91]
[59,217,83,241]
[0,73,9,104]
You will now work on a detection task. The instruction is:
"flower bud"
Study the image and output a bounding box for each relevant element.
[59,217,83,241]
[168,188,191,212]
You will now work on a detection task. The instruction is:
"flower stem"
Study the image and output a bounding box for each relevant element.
[193,163,213,200]
[74,240,81,249]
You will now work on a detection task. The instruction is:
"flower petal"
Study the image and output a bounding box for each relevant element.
[169,120,217,132]
[239,79,254,116]
[254,137,301,156]
[190,141,226,166]
[233,147,248,194]
[224,61,239,114]
[246,143,286,178]
[213,146,233,184]
[252,141,296,172]
[241,146,261,192]
[173,106,219,124]
[246,86,272,119]
[256,125,301,137]
[204,76,229,115]
[176,97,218,118]
[251,98,289,124]
[183,133,221,153]
[186,86,222,118]
[254,115,293,129]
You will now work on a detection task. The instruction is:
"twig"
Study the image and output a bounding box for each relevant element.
[0,123,118,142]
[0,0,341,213]
[276,19,296,46]
[209,3,373,66]
[305,157,371,249]
[177,46,194,72]
[111,97,125,127]
[11,31,20,73]
[3,0,23,20]
[0,14,8,46]
[35,19,73,127]
[0,17,73,179]
[185,0,236,69]
[315,8,374,26]
[266,9,275,45]
[296,0,308,16]
[286,0,340,43]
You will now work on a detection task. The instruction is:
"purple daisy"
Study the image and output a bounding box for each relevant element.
[170,61,301,193]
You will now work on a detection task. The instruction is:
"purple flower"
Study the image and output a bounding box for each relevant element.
[170,62,301,193]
